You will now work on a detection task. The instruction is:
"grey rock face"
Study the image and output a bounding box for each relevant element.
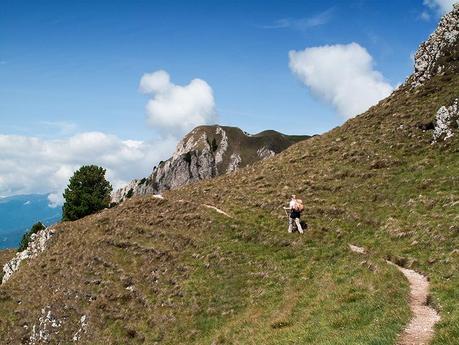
[2,226,56,284]
[227,153,242,173]
[112,125,309,203]
[432,99,459,143]
[257,147,276,159]
[410,4,459,88]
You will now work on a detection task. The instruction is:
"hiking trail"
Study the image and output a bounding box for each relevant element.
[202,204,233,218]
[154,194,231,218]
[349,244,440,345]
[389,262,440,345]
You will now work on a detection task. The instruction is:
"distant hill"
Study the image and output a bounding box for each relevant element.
[0,194,62,249]
[112,125,310,203]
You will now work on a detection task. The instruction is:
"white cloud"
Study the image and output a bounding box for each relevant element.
[47,193,60,208]
[423,0,457,14]
[420,10,432,21]
[0,132,177,205]
[260,8,334,30]
[289,43,393,118]
[1,69,217,203]
[140,70,217,136]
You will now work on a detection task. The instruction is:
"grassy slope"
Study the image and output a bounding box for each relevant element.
[0,61,458,345]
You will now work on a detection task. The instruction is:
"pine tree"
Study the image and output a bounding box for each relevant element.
[62,165,112,221]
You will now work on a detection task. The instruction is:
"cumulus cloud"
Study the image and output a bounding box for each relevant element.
[423,0,457,14]
[140,70,217,136]
[1,70,217,203]
[289,43,393,118]
[0,132,177,205]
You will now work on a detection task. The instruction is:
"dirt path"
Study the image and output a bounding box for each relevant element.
[202,204,232,218]
[391,264,440,345]
[349,244,440,345]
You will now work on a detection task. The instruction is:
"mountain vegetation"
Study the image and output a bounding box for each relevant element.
[0,6,458,345]
[17,222,45,252]
[62,165,113,221]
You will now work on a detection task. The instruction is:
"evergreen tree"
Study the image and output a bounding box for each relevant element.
[62,165,112,221]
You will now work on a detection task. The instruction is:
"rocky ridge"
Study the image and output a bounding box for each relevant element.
[112,125,309,203]
[2,226,56,284]
[410,3,459,88]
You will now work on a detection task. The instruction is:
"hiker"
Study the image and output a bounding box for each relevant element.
[284,194,304,234]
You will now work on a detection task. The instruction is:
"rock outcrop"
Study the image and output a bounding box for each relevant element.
[432,99,459,142]
[112,125,309,203]
[2,226,56,284]
[410,4,459,88]
[28,307,62,345]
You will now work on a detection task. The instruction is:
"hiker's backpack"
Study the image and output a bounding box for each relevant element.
[296,199,304,212]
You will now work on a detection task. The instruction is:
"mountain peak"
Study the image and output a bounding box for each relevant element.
[111,125,310,203]
[410,4,459,88]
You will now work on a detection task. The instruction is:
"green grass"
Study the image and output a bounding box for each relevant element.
[0,54,458,344]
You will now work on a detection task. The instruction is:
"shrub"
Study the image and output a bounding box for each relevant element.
[18,222,45,252]
[211,138,218,152]
[62,165,113,221]
[207,137,219,152]
[126,188,134,198]
[183,152,192,164]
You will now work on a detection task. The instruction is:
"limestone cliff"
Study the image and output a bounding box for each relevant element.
[112,125,309,203]
[409,3,459,88]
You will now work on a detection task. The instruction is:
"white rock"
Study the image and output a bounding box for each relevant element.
[214,126,229,166]
[227,153,242,173]
[257,146,276,159]
[410,5,459,88]
[432,99,459,142]
[2,226,56,284]
[28,306,62,345]
[72,315,88,342]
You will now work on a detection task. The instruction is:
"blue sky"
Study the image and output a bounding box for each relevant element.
[0,0,443,137]
[0,0,454,199]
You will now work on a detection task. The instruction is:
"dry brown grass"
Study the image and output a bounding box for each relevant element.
[0,48,458,344]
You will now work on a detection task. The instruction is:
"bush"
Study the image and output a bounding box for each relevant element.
[183,152,192,164]
[18,222,45,252]
[62,165,112,221]
[211,138,218,152]
[206,137,219,152]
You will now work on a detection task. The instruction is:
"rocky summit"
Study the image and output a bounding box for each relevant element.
[111,125,309,203]
[409,3,459,88]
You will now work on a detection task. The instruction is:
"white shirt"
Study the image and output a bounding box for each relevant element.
[289,199,297,209]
